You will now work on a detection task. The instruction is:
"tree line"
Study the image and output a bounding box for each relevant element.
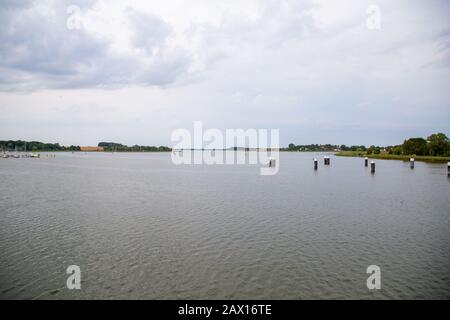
[98,142,171,152]
[285,144,367,152]
[0,140,79,151]
[284,144,366,152]
[385,133,449,156]
[3,134,447,155]
[284,132,449,156]
[0,140,171,152]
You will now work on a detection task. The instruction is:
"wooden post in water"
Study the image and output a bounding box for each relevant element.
[371,161,375,174]
[314,158,318,170]
[365,157,368,167]
[269,158,276,167]
[410,158,415,169]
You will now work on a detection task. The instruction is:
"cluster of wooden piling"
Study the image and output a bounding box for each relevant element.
[362,157,376,174]
[267,154,449,176]
[310,155,449,176]
[313,156,330,170]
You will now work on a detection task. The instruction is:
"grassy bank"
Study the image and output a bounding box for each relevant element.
[335,151,450,163]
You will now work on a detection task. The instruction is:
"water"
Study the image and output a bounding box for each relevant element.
[0,152,449,299]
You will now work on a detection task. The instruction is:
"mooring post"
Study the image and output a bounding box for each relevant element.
[314,158,318,170]
[410,158,415,169]
[269,157,276,167]
[365,157,368,167]
[371,161,375,174]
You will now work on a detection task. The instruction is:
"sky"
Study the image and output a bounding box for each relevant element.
[0,0,449,147]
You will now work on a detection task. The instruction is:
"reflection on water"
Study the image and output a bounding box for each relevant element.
[0,152,449,299]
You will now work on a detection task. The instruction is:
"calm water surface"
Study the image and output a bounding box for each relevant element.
[0,152,449,299]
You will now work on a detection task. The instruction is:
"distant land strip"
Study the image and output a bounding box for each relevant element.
[0,140,171,152]
[1,132,448,161]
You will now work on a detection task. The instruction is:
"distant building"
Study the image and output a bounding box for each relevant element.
[79,146,104,152]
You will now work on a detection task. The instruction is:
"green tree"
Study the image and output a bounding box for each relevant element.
[392,146,402,155]
[366,145,376,155]
[427,133,449,156]
[402,138,428,155]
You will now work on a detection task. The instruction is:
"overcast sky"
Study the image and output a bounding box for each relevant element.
[0,0,449,147]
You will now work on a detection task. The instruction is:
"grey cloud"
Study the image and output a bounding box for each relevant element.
[0,0,34,9]
[125,8,173,53]
[0,1,191,91]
